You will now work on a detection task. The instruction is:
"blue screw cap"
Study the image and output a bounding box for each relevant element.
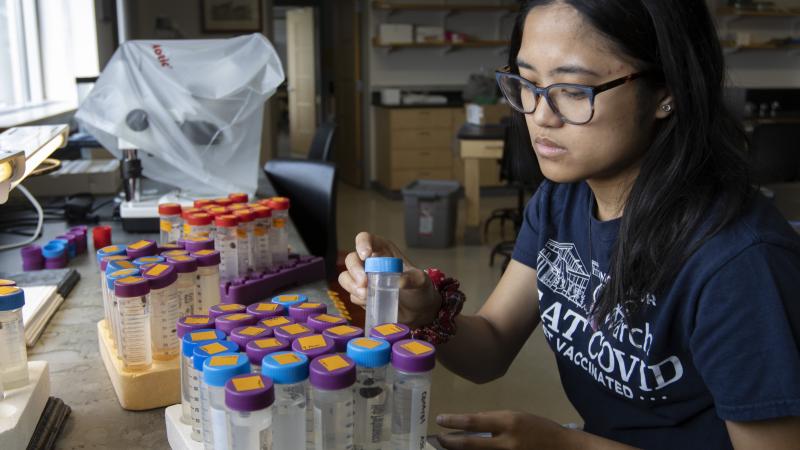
[364,257,403,273]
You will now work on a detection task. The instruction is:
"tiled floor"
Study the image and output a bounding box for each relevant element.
[335,182,582,434]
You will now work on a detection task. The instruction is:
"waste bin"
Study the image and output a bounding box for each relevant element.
[402,180,461,248]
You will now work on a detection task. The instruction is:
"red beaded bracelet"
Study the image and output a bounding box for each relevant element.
[410,268,466,345]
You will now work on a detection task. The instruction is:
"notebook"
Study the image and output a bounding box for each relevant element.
[0,269,79,347]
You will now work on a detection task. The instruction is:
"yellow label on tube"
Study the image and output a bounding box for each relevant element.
[185,317,211,325]
[353,338,381,349]
[281,324,309,335]
[190,330,218,341]
[209,355,239,367]
[262,317,290,328]
[298,335,327,351]
[255,338,282,349]
[319,355,349,372]
[401,341,433,356]
[200,342,229,354]
[232,375,264,392]
[256,303,278,312]
[238,326,266,336]
[273,353,301,365]
[374,323,403,336]
[326,325,357,336]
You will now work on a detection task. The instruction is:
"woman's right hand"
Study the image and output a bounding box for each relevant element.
[337,232,442,328]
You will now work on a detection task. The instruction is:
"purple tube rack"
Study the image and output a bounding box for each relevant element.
[220,254,325,306]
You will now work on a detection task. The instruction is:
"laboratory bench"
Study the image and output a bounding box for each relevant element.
[0,189,329,449]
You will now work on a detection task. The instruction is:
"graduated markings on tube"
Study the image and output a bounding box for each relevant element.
[319,355,349,372]
[298,335,327,351]
[209,355,239,367]
[232,375,264,392]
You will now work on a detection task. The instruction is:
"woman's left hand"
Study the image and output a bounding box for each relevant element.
[436,410,570,449]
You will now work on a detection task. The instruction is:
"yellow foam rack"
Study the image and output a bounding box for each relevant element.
[97,320,180,410]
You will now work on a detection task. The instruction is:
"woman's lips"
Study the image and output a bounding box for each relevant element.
[534,137,567,158]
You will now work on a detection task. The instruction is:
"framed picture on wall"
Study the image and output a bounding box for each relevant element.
[201,0,262,33]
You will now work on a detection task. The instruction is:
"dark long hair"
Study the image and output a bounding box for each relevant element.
[508,0,753,322]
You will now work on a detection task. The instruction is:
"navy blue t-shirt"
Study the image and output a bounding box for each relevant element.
[512,181,800,449]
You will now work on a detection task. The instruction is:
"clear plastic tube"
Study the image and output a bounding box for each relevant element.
[215,225,239,281]
[150,285,181,360]
[190,365,204,441]
[0,308,29,389]
[196,265,221,314]
[237,221,253,277]
[176,271,197,317]
[364,272,400,336]
[201,382,214,447]
[270,210,289,266]
[160,214,182,244]
[118,293,153,370]
[186,223,212,239]
[181,353,192,424]
[207,385,229,450]
[228,407,272,450]
[391,370,432,450]
[100,275,112,334]
[355,366,391,450]
[273,381,308,450]
[313,386,356,450]
[252,217,271,272]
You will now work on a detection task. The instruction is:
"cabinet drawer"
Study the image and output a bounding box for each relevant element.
[392,128,452,150]
[389,108,453,130]
[391,149,453,169]
[391,168,453,190]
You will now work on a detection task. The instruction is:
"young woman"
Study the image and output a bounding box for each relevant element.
[339,1,800,448]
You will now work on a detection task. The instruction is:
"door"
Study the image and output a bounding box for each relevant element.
[286,7,317,156]
[332,0,363,185]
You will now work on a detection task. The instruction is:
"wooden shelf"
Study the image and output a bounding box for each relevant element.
[717,7,800,17]
[721,40,800,51]
[373,1,518,12]
[372,37,509,50]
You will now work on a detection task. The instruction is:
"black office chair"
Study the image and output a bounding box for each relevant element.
[749,123,800,185]
[488,115,544,272]
[263,159,338,279]
[307,121,336,162]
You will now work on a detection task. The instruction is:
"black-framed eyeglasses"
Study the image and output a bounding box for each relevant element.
[495,66,650,125]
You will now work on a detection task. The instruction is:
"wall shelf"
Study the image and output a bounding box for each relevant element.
[372,1,518,13]
[717,7,800,18]
[372,37,509,53]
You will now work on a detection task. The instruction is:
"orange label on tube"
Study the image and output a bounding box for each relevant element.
[129,240,151,250]
[273,353,301,365]
[327,325,357,336]
[298,335,327,351]
[319,355,349,372]
[209,355,239,367]
[232,375,264,392]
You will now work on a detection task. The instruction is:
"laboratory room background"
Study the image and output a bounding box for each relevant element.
[0,0,798,449]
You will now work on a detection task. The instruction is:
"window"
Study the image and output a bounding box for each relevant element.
[0,0,99,112]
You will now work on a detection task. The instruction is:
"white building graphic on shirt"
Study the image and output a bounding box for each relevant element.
[537,240,590,310]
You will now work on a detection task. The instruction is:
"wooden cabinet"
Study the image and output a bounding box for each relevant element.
[375,106,459,190]
[375,105,504,190]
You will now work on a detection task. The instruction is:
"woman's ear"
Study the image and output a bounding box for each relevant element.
[655,92,675,119]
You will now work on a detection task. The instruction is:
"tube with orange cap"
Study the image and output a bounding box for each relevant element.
[214,214,240,281]
[233,209,255,276]
[267,197,290,266]
[158,203,183,245]
[251,206,272,271]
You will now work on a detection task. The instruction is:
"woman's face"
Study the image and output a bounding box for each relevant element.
[518,3,664,184]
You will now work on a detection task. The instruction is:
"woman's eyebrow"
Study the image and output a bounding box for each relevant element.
[517,59,601,78]
[516,59,537,71]
[550,64,600,77]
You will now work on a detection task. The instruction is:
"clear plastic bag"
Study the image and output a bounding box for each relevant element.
[76,34,285,195]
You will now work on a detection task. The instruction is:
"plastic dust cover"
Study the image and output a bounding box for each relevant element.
[76,34,285,196]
